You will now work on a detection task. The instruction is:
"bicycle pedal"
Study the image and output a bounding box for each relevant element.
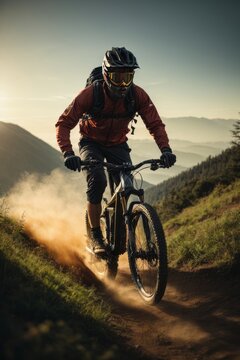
[86,245,95,255]
[86,245,108,260]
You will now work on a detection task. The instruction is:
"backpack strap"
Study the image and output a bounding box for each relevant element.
[85,82,137,120]
[124,85,136,118]
[92,80,105,115]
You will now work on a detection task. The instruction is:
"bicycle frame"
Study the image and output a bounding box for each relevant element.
[102,170,144,252]
[82,158,164,254]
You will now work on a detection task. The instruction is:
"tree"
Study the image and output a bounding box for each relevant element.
[230,120,240,177]
[231,120,240,147]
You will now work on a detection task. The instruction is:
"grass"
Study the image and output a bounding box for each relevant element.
[0,206,148,360]
[163,180,240,270]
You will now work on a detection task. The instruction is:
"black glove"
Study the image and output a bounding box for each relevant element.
[63,151,81,172]
[160,147,176,168]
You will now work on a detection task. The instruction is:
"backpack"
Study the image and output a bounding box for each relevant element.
[84,66,138,133]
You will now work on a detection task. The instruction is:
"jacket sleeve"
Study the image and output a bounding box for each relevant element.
[136,86,170,151]
[55,86,93,153]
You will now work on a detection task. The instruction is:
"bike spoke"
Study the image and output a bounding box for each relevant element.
[133,213,159,297]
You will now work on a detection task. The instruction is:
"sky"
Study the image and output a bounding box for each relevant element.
[0,0,240,147]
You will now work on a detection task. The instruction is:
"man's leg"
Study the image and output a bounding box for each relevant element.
[87,202,102,228]
[103,142,132,184]
[79,139,107,255]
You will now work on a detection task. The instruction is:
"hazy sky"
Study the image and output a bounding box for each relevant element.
[0,0,239,147]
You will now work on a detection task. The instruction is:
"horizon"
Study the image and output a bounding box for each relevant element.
[0,116,235,151]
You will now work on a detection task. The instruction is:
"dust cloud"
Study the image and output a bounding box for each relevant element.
[5,169,88,267]
[4,169,142,300]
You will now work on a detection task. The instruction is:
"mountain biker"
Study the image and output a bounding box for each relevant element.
[55,47,176,257]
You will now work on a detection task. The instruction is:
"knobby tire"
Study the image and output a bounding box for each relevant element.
[127,203,168,305]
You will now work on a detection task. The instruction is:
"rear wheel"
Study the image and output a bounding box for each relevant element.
[85,211,118,280]
[127,203,168,304]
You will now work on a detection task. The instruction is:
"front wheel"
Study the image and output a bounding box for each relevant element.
[127,203,168,305]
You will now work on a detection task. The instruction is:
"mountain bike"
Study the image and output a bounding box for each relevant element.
[84,159,168,305]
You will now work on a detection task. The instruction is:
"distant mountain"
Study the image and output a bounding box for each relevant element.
[128,149,186,185]
[127,138,229,185]
[163,117,236,142]
[0,121,63,193]
[130,116,235,143]
[170,139,229,157]
[129,139,206,164]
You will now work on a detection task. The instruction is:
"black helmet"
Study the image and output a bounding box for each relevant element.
[102,47,139,98]
[102,47,139,71]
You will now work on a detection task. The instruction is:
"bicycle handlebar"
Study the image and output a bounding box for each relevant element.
[80,159,166,171]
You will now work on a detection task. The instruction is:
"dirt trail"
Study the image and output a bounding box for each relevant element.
[101,256,240,360]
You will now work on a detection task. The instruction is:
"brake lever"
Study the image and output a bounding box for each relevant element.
[150,160,165,171]
[150,162,159,171]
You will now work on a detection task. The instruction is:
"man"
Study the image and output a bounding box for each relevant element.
[55,47,176,257]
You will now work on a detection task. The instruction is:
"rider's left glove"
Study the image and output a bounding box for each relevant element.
[160,147,176,168]
[64,151,81,172]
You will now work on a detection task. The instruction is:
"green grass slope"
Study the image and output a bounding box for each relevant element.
[146,145,239,222]
[164,180,240,270]
[0,210,148,360]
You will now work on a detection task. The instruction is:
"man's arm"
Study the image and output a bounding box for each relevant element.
[55,86,93,154]
[135,85,176,167]
[135,85,170,150]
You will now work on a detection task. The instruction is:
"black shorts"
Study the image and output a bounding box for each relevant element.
[79,138,132,204]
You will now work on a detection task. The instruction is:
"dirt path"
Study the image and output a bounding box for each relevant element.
[101,256,240,360]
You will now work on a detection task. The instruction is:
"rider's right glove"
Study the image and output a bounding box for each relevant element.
[160,147,176,168]
[63,151,81,172]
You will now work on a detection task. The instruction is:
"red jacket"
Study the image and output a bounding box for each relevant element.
[55,82,170,153]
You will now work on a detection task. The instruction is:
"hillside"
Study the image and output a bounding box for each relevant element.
[0,213,148,360]
[165,180,240,269]
[145,145,240,221]
[143,139,240,270]
[0,121,63,193]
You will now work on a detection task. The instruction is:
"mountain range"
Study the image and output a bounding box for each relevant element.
[0,117,236,193]
[0,121,151,194]
[132,117,236,142]
[127,117,234,184]
[127,138,230,184]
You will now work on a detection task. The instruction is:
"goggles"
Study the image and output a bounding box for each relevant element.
[108,71,134,87]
